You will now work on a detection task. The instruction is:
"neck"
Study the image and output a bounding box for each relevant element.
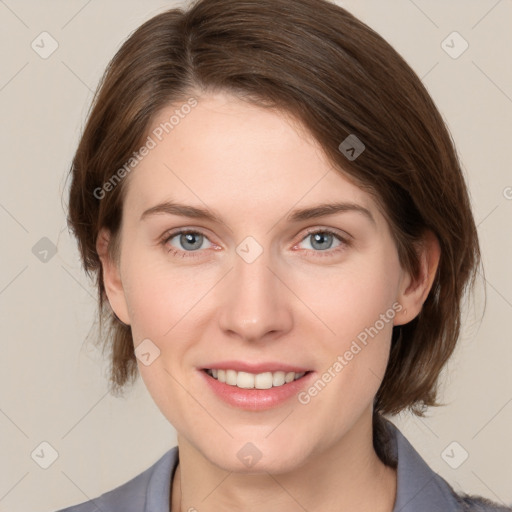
[170,411,397,512]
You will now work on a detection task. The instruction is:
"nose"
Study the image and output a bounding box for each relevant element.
[217,246,293,343]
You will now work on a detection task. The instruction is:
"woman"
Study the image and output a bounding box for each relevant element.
[57,0,511,510]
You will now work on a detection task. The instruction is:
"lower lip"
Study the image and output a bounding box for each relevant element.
[200,370,315,411]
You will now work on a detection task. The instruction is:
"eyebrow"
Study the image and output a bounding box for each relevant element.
[140,200,376,226]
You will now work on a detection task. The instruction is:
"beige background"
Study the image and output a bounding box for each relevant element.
[0,1,511,511]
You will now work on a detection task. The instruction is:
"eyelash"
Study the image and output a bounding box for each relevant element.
[160,228,351,259]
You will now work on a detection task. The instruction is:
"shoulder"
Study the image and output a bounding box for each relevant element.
[54,447,178,512]
[375,415,512,512]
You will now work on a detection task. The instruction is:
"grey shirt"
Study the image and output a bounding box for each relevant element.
[55,419,511,512]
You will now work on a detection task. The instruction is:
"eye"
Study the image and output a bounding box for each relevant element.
[161,229,213,258]
[160,227,350,259]
[295,228,350,256]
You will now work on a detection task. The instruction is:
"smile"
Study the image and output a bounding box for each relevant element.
[204,369,309,389]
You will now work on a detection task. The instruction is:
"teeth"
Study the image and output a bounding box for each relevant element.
[272,371,285,387]
[226,369,237,385]
[206,369,306,389]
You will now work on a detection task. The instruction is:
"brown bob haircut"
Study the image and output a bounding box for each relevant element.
[66,0,482,449]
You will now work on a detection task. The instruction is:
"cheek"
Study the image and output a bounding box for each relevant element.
[304,276,397,422]
[300,252,400,344]
[303,249,401,406]
[121,233,402,349]
[121,252,203,337]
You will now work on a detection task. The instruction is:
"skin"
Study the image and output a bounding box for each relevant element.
[97,92,440,512]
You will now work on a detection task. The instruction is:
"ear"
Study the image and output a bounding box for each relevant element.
[96,227,131,325]
[394,230,441,326]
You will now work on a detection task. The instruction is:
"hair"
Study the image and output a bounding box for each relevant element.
[65,0,483,462]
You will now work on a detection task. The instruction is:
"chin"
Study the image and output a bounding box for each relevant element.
[199,436,312,475]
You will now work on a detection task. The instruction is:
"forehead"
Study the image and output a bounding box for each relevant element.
[123,92,380,225]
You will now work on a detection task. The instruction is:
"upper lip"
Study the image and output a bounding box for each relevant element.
[201,361,311,373]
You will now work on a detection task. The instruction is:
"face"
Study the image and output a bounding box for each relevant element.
[101,92,418,473]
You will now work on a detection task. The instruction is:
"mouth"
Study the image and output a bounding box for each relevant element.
[202,368,312,390]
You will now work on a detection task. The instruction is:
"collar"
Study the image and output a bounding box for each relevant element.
[382,418,461,511]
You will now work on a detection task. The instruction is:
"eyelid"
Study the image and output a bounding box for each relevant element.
[160,228,218,254]
[295,226,352,244]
